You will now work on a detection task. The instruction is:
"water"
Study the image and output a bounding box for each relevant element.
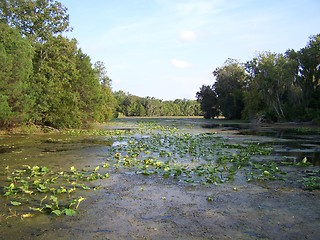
[200,122,320,165]
[0,118,320,240]
[240,126,320,165]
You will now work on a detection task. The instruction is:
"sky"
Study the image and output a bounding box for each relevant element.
[60,0,320,100]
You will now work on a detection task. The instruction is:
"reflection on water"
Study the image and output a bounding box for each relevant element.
[202,123,320,166]
[241,128,320,166]
[0,118,320,240]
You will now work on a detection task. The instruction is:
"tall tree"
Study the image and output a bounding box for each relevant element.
[93,60,116,120]
[213,59,246,119]
[94,61,112,87]
[296,34,320,113]
[75,50,102,122]
[0,0,118,129]
[196,85,219,119]
[245,52,297,121]
[0,0,71,42]
[0,22,33,127]
[31,35,81,128]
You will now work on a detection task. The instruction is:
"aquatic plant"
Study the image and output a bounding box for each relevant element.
[246,162,286,182]
[62,129,129,136]
[3,119,314,219]
[299,175,320,190]
[106,121,280,185]
[2,163,110,217]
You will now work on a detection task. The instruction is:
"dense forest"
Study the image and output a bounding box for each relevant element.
[196,34,320,123]
[0,0,117,129]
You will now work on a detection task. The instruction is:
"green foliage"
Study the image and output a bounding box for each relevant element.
[213,59,246,119]
[30,36,81,128]
[299,176,320,190]
[2,163,112,217]
[0,2,116,129]
[196,85,219,119]
[114,91,201,117]
[0,22,34,127]
[0,95,12,126]
[0,0,72,42]
[244,52,298,122]
[199,33,320,123]
[297,35,320,109]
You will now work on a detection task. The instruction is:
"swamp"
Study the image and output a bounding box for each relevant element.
[0,117,320,240]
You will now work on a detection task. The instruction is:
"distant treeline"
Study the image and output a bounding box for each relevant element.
[196,34,320,123]
[114,91,201,117]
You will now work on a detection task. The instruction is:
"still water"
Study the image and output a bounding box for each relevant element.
[0,118,319,240]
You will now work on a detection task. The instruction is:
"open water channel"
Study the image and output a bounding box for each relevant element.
[0,118,319,239]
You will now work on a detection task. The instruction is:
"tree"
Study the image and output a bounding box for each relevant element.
[93,60,116,120]
[98,84,116,121]
[0,1,118,129]
[30,35,81,128]
[0,22,33,127]
[196,85,219,119]
[198,33,320,123]
[94,61,112,87]
[114,92,201,117]
[296,34,320,119]
[244,52,297,121]
[213,59,246,119]
[0,0,72,42]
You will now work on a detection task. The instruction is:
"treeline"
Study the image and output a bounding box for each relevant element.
[196,34,320,123]
[0,0,116,129]
[114,91,201,117]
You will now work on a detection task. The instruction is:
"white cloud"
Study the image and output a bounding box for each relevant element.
[170,59,193,68]
[179,30,196,42]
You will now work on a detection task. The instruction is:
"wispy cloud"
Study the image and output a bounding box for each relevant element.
[179,30,196,42]
[170,59,193,68]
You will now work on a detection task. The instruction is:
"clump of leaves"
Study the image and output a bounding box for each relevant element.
[30,195,86,216]
[2,164,110,218]
[295,157,312,167]
[299,176,320,190]
[246,162,286,182]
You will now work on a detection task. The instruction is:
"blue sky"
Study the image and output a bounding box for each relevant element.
[60,0,320,100]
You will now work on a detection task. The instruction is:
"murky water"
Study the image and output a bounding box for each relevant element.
[200,121,320,165]
[238,126,320,166]
[1,118,320,240]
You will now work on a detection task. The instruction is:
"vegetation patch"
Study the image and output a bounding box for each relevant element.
[1,163,110,217]
[105,122,285,185]
[2,120,318,219]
